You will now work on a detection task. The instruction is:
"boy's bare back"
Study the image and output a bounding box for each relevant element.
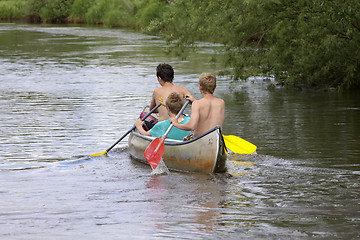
[151,84,191,121]
[171,72,225,138]
[191,95,225,137]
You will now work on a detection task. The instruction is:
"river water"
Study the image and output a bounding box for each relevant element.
[1,23,359,239]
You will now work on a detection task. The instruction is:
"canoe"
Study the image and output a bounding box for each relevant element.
[128,126,227,173]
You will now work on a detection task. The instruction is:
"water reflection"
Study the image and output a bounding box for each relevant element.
[223,82,360,167]
[144,174,224,238]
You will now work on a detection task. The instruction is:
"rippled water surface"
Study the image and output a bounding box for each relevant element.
[1,23,359,239]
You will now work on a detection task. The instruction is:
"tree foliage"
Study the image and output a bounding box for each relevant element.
[150,0,360,90]
[0,0,25,19]
[39,0,75,23]
[1,0,359,90]
[135,0,167,28]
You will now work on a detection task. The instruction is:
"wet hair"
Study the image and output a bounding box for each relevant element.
[166,92,183,114]
[156,63,174,82]
[199,73,216,94]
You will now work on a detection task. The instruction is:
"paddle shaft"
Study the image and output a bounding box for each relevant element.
[105,103,161,153]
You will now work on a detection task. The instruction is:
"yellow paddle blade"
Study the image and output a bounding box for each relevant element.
[223,135,257,154]
[90,150,108,157]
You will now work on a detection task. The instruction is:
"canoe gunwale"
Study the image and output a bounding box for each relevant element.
[130,126,223,146]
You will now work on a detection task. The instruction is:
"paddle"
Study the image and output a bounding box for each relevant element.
[144,100,191,169]
[222,135,257,154]
[90,103,162,157]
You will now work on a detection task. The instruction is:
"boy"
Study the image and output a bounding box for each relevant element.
[150,63,195,122]
[171,73,225,138]
[135,92,191,140]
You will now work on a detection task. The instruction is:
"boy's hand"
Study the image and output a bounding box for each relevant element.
[135,119,144,128]
[185,95,196,104]
[158,98,165,106]
[171,117,179,126]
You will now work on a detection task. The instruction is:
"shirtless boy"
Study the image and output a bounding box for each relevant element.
[171,73,225,138]
[150,63,194,122]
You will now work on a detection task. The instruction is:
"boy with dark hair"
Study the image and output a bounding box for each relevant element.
[156,63,174,82]
[149,63,195,122]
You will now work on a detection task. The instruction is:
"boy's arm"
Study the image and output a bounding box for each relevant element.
[172,101,200,131]
[149,91,158,112]
[184,88,196,102]
[135,119,151,136]
[185,95,196,103]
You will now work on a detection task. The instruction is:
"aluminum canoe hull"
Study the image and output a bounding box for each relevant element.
[128,126,227,173]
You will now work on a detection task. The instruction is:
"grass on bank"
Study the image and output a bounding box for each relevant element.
[0,0,26,20]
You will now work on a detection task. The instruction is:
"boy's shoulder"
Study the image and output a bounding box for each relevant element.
[152,86,167,97]
[195,95,224,106]
[153,86,163,92]
[173,84,190,93]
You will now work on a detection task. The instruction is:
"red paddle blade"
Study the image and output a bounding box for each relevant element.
[144,138,165,169]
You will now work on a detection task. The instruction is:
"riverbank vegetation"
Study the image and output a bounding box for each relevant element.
[1,0,359,91]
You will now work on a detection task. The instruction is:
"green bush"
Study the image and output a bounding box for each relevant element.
[24,0,73,23]
[71,0,94,22]
[104,8,130,27]
[84,0,107,24]
[0,0,26,19]
[40,0,74,23]
[135,0,167,28]
[24,0,45,22]
[85,0,134,26]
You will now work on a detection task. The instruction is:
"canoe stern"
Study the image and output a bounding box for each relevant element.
[128,127,227,173]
